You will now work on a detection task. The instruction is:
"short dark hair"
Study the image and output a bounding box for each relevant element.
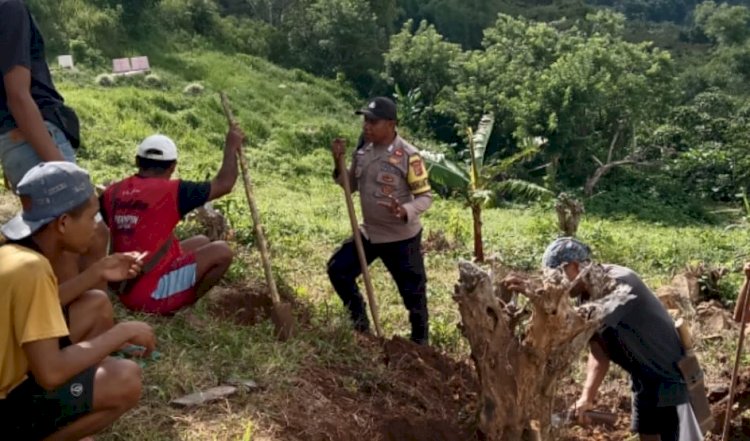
[136,156,176,173]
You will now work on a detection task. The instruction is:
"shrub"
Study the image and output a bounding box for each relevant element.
[144,74,163,88]
[69,39,105,66]
[95,74,116,87]
[183,82,205,96]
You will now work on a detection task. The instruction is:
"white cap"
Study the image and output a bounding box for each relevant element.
[136,134,178,161]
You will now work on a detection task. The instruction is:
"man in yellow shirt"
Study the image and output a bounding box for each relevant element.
[0,162,156,441]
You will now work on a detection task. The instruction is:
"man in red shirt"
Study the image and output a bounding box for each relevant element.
[101,125,243,314]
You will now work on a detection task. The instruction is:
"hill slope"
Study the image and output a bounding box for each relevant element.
[3,50,750,439]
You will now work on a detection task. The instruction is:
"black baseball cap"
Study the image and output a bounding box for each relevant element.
[355,97,397,121]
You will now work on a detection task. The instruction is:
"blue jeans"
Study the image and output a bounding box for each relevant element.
[0,121,76,190]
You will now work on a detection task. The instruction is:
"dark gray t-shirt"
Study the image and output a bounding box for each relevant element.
[0,0,64,134]
[596,265,688,407]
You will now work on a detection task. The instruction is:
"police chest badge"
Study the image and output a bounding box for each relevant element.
[381,174,395,184]
[388,148,404,165]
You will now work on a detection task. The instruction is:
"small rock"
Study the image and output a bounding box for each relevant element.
[170,385,237,407]
[708,385,729,402]
[672,273,701,303]
[698,306,734,334]
[656,284,695,320]
[226,378,260,391]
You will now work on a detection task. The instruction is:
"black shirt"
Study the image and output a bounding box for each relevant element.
[0,0,65,134]
[99,180,212,224]
[176,181,212,217]
[597,265,688,407]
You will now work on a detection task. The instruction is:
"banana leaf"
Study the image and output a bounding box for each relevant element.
[472,114,495,170]
[422,150,470,190]
[494,179,554,200]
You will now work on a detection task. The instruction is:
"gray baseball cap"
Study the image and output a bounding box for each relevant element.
[1,162,95,241]
[542,237,592,269]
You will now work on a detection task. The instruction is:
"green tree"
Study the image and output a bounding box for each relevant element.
[659,90,750,201]
[26,0,124,62]
[438,11,675,193]
[364,0,400,36]
[689,2,750,95]
[384,20,462,105]
[695,1,750,46]
[282,0,385,93]
[217,0,297,26]
[383,20,463,134]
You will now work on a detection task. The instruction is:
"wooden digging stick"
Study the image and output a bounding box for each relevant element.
[722,274,750,440]
[219,92,294,340]
[334,145,382,337]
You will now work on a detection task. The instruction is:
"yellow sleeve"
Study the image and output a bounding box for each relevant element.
[13,259,68,345]
[407,154,431,195]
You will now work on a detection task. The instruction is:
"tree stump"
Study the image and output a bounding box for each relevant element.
[555,193,584,237]
[189,202,231,241]
[454,261,634,440]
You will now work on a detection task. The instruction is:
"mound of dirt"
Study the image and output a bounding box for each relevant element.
[276,336,478,441]
[557,380,633,441]
[208,284,275,326]
[708,369,750,439]
[422,230,458,254]
[557,374,750,440]
[207,281,307,327]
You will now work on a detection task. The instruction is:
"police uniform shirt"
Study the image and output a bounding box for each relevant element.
[337,135,432,244]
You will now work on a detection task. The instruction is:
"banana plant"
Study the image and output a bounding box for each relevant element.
[423,114,551,262]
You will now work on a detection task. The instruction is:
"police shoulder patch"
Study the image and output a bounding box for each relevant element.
[407,155,430,194]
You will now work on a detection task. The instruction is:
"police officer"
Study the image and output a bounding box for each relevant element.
[328,97,432,345]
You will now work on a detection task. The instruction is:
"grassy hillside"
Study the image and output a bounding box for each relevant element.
[3,52,750,439]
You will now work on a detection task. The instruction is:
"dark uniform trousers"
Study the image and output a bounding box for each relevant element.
[327,229,428,344]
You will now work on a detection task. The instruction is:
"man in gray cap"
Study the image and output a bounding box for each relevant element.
[504,237,702,441]
[0,162,155,440]
[329,96,432,344]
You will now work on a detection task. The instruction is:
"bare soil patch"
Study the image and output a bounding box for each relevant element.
[207,282,307,326]
[208,283,276,326]
[207,283,748,440]
[0,191,19,225]
[274,335,478,441]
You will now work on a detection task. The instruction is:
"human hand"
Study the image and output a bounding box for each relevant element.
[570,397,594,425]
[744,262,750,278]
[377,194,407,220]
[331,138,346,163]
[501,274,530,294]
[98,252,146,282]
[226,123,245,154]
[117,321,156,357]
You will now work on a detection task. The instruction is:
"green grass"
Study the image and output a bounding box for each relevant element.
[3,51,746,439]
